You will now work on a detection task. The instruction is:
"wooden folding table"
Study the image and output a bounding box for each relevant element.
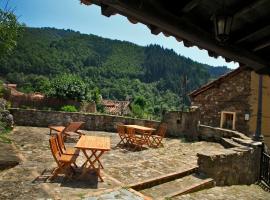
[75,135,110,181]
[124,125,156,146]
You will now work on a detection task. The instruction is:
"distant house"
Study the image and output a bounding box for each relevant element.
[101,99,131,116]
[189,67,270,146]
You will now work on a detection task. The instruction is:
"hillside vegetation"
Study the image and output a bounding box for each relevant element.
[0,27,230,119]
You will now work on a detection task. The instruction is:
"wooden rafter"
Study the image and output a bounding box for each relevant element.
[233,0,267,18]
[253,38,270,52]
[236,25,270,44]
[101,3,117,17]
[181,0,201,13]
[147,24,161,35]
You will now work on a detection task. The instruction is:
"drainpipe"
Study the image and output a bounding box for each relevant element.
[254,74,263,141]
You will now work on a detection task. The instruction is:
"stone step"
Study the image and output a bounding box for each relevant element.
[139,173,215,200]
[129,166,198,191]
[221,137,244,148]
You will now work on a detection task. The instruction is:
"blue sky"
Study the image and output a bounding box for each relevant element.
[5,0,238,68]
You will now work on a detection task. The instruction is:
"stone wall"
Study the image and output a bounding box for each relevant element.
[191,69,252,135]
[197,143,262,185]
[9,108,160,132]
[162,110,200,139]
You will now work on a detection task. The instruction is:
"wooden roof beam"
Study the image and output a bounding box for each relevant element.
[181,0,200,13]
[147,24,161,35]
[234,0,267,18]
[253,38,270,52]
[236,25,270,44]
[101,3,117,17]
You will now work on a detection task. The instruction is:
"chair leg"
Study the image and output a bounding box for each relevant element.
[49,167,61,180]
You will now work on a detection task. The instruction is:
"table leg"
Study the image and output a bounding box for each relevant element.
[81,149,104,181]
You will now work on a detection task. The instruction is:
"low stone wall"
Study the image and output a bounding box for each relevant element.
[198,124,251,142]
[162,110,200,139]
[9,108,160,132]
[197,142,262,185]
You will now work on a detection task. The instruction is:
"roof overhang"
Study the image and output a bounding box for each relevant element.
[81,0,270,74]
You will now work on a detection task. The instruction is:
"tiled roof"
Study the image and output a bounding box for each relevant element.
[101,99,131,115]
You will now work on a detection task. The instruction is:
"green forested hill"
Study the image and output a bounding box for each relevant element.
[0,27,230,118]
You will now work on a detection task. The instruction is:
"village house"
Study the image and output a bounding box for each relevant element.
[101,99,131,116]
[189,67,270,147]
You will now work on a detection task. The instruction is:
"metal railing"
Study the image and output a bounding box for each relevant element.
[261,150,270,187]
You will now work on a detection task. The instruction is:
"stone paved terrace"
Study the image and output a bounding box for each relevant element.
[0,126,269,199]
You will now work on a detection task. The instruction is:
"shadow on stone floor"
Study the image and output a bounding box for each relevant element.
[32,168,99,189]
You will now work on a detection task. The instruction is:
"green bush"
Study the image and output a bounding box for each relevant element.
[60,105,78,112]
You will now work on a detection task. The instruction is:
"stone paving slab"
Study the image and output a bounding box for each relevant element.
[0,126,226,199]
[174,184,270,200]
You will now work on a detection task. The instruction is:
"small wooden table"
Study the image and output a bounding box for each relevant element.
[75,135,110,181]
[124,125,156,145]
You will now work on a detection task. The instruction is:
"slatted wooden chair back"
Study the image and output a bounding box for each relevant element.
[157,123,167,138]
[49,136,62,167]
[126,127,136,139]
[64,121,85,133]
[56,131,66,153]
[117,124,129,146]
[117,124,126,136]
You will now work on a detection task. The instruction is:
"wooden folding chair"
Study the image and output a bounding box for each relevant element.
[49,121,85,139]
[49,136,78,180]
[56,132,80,156]
[116,124,130,146]
[126,127,146,151]
[149,123,167,148]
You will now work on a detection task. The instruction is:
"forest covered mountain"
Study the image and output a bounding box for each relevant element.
[0,27,230,117]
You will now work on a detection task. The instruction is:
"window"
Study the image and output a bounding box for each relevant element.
[220,111,236,130]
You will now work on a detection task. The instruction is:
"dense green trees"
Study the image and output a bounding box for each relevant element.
[0,7,22,56]
[0,27,230,119]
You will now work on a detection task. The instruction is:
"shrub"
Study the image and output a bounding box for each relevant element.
[60,105,78,112]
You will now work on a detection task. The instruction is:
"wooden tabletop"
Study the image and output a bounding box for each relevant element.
[75,135,111,151]
[124,125,156,131]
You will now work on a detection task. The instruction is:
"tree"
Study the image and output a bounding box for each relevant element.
[0,5,22,56]
[47,74,88,101]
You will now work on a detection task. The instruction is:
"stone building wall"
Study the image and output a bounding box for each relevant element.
[191,69,252,135]
[9,108,160,133]
[162,110,200,139]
